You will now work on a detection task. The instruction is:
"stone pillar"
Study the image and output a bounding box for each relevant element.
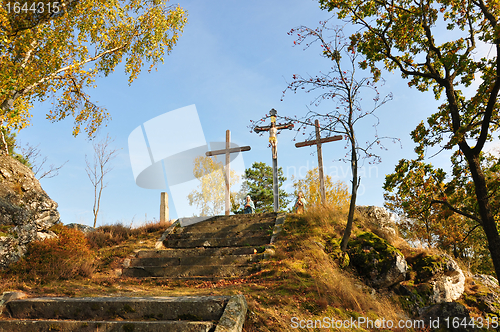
[160,192,169,222]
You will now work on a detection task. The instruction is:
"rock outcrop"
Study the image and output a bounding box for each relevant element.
[355,205,399,243]
[0,154,60,269]
[467,274,500,316]
[418,302,472,332]
[430,254,466,303]
[408,252,465,303]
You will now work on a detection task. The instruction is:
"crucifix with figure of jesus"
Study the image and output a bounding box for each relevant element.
[254,109,294,212]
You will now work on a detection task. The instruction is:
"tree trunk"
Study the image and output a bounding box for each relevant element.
[462,147,500,278]
[0,130,8,155]
[341,142,358,252]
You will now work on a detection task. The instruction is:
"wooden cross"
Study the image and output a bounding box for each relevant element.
[295,120,342,204]
[206,130,251,216]
[254,109,294,212]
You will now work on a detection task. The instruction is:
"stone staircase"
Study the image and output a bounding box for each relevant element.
[0,213,285,331]
[0,293,247,332]
[122,213,283,279]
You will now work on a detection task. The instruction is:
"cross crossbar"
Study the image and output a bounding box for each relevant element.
[294,121,342,205]
[205,146,251,157]
[295,135,342,148]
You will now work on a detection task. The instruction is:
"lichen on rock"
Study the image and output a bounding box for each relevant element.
[0,154,60,269]
[406,252,465,303]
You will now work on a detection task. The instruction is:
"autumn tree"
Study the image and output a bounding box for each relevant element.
[188,156,239,217]
[292,167,350,211]
[384,157,497,273]
[0,0,187,152]
[235,162,289,213]
[275,25,396,251]
[319,0,500,277]
[85,134,118,228]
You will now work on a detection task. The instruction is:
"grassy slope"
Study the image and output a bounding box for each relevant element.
[1,207,496,331]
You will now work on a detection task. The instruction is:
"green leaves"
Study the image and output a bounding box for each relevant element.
[240,162,290,213]
[383,155,497,273]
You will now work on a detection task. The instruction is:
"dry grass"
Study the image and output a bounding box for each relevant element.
[239,206,409,331]
[87,220,172,249]
[0,211,417,331]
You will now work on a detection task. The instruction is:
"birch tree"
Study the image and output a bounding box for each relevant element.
[0,0,187,152]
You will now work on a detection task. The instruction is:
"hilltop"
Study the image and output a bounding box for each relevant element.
[1,207,499,331]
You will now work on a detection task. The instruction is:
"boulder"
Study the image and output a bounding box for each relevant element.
[408,253,465,303]
[348,232,407,288]
[355,206,399,243]
[430,255,466,303]
[65,223,95,234]
[473,274,499,290]
[0,154,60,269]
[418,302,472,332]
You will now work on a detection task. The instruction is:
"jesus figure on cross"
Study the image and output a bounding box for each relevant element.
[255,109,293,159]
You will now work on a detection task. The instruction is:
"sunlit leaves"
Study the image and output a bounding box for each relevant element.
[188,156,239,217]
[0,0,187,138]
[383,156,498,273]
[319,0,499,158]
[292,167,350,210]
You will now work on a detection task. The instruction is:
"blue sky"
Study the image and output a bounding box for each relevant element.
[15,0,498,227]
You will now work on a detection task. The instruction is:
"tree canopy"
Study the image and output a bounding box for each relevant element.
[188,156,239,217]
[237,162,289,213]
[292,167,350,210]
[319,0,500,276]
[384,156,498,273]
[0,0,187,144]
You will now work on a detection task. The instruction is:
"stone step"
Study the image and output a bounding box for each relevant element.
[122,264,259,278]
[167,228,273,240]
[136,247,261,259]
[129,253,264,267]
[1,295,248,331]
[5,296,227,321]
[173,221,276,235]
[163,236,270,248]
[0,319,215,332]
[182,213,277,227]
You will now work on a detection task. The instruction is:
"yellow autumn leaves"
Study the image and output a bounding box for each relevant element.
[0,0,187,139]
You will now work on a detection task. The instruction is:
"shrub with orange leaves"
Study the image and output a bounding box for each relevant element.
[8,224,95,283]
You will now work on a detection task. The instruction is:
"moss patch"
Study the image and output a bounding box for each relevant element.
[406,253,444,283]
[347,232,402,279]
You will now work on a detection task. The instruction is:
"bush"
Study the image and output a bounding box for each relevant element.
[86,220,170,250]
[86,223,135,249]
[8,224,95,283]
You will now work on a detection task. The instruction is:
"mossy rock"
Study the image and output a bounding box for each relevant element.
[347,232,406,288]
[406,253,445,283]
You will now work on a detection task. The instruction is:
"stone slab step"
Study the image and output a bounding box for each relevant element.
[173,222,276,235]
[136,247,260,259]
[167,229,272,240]
[184,213,277,227]
[163,236,270,248]
[0,319,214,332]
[122,264,258,278]
[6,296,228,321]
[129,254,264,267]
